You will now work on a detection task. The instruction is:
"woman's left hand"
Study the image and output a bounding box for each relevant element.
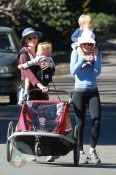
[85,55,94,62]
[93,47,98,56]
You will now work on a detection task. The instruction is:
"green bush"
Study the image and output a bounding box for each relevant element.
[90,13,116,34]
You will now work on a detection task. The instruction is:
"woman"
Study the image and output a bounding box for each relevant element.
[70,30,102,164]
[18,27,53,104]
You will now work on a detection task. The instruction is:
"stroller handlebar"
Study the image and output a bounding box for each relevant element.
[29,88,71,95]
[28,88,72,103]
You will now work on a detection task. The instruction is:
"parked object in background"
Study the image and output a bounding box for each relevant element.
[0,26,20,104]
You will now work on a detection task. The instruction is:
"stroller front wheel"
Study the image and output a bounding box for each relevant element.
[73,125,80,166]
[6,121,14,162]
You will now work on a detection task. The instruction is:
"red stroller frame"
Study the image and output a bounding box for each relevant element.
[17,99,70,134]
[6,89,80,166]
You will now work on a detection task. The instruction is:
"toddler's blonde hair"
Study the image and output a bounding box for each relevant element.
[78,14,92,28]
[37,42,52,55]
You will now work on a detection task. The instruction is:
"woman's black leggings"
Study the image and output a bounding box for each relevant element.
[72,89,101,151]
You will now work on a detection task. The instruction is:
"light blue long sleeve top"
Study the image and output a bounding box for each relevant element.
[70,48,102,90]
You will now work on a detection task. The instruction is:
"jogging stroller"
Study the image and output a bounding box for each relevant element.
[6,89,80,166]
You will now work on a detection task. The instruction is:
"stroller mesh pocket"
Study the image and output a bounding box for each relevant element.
[18,101,70,134]
[32,104,57,132]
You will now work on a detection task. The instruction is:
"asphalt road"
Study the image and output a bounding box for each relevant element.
[0,37,116,175]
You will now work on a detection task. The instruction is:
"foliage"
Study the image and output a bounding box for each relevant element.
[0,0,116,50]
[90,13,116,34]
[0,0,77,49]
[90,0,116,15]
[22,0,76,49]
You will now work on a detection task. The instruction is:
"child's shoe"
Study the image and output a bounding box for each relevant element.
[46,155,60,162]
[82,61,93,68]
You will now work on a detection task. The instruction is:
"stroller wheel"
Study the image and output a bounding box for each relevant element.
[35,142,39,156]
[7,121,14,138]
[6,121,14,162]
[73,125,80,166]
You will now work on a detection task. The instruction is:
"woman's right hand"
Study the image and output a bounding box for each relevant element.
[94,47,98,56]
[17,64,23,69]
[37,82,48,93]
[39,61,51,70]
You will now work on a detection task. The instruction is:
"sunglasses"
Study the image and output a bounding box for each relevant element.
[82,43,94,47]
[27,35,38,40]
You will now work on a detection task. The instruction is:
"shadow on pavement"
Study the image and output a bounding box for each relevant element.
[36,161,116,169]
